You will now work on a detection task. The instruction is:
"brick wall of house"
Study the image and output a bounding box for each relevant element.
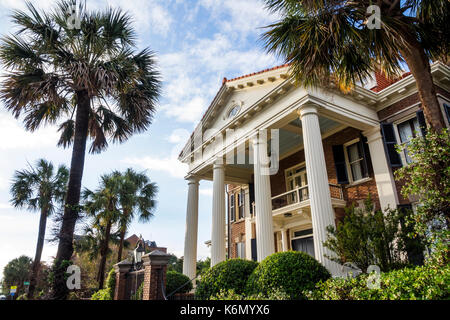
[377,85,450,205]
[229,220,246,258]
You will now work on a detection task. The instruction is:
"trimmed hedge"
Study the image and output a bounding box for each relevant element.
[166,271,193,295]
[307,265,450,300]
[246,251,331,300]
[196,259,259,300]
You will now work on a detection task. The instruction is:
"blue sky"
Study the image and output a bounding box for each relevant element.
[0,0,281,276]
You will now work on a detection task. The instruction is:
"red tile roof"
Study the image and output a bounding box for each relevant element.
[224,64,291,83]
[370,71,411,92]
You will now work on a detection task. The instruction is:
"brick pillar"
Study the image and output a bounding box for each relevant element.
[113,260,132,300]
[142,250,171,300]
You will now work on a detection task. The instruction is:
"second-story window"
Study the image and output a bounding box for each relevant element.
[230,194,236,222]
[397,117,421,164]
[345,140,368,183]
[238,190,245,220]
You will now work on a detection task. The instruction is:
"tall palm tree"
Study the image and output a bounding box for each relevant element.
[10,159,69,299]
[262,0,449,131]
[115,169,158,263]
[82,173,122,290]
[0,1,161,299]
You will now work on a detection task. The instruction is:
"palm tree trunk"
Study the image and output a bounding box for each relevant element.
[117,228,127,263]
[51,90,90,300]
[400,41,446,131]
[98,219,112,290]
[28,207,48,299]
[117,209,130,263]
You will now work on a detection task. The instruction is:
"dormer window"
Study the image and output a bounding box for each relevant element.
[227,105,240,119]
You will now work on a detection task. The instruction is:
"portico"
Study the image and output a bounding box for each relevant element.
[179,65,400,277]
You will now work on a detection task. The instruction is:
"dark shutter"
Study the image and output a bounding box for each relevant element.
[332,145,349,184]
[381,123,402,168]
[251,239,257,262]
[416,110,427,137]
[359,134,372,177]
[444,103,450,126]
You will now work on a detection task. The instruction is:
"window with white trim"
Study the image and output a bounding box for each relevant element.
[344,140,368,183]
[230,194,236,222]
[236,242,245,259]
[238,190,245,220]
[396,116,421,164]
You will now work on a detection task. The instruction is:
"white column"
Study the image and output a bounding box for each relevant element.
[363,128,399,210]
[299,104,340,275]
[211,162,226,267]
[252,134,275,262]
[183,177,199,282]
[244,187,253,260]
[281,228,289,252]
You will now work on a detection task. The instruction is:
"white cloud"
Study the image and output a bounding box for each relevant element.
[0,203,12,210]
[105,0,173,36]
[123,156,188,179]
[0,113,60,150]
[199,188,213,197]
[167,128,191,144]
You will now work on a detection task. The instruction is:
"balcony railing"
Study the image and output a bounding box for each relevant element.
[251,184,344,216]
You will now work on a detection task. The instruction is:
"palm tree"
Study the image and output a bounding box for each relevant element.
[262,0,449,131]
[115,169,158,263]
[82,173,122,290]
[0,1,161,299]
[74,224,125,288]
[10,159,69,299]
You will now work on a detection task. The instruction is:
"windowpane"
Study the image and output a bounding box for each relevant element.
[351,162,363,181]
[348,143,360,162]
[346,142,366,182]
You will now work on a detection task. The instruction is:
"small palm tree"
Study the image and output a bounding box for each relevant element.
[262,0,449,131]
[10,159,68,299]
[0,1,160,299]
[74,224,126,288]
[82,173,122,290]
[116,169,158,263]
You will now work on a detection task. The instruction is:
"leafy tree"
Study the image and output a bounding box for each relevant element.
[2,256,32,298]
[324,198,418,272]
[10,159,68,298]
[262,0,449,130]
[395,129,450,265]
[82,173,122,289]
[0,1,161,299]
[115,169,158,263]
[168,254,183,274]
[196,257,211,276]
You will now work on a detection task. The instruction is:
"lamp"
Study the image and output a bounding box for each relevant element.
[133,236,146,270]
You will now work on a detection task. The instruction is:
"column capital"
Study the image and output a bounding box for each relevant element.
[186,176,200,185]
[213,162,225,170]
[297,103,319,119]
[362,127,383,143]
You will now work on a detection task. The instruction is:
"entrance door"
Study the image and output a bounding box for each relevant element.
[291,229,315,258]
[291,237,315,258]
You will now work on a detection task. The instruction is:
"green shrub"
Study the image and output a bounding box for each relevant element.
[308,264,450,300]
[91,288,112,300]
[131,282,144,301]
[166,271,193,295]
[246,251,331,300]
[210,289,289,301]
[91,268,115,300]
[196,259,258,300]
